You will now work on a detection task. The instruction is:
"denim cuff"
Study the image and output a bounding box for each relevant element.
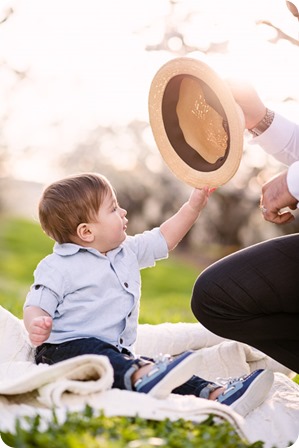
[199,383,221,399]
[123,359,150,391]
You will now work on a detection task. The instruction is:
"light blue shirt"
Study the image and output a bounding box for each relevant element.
[24,227,168,351]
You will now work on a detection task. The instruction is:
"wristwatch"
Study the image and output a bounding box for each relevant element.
[248,108,275,137]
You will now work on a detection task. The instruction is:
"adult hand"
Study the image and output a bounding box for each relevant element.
[260,171,298,224]
[226,79,267,130]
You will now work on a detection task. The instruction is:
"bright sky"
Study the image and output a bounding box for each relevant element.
[0,0,298,182]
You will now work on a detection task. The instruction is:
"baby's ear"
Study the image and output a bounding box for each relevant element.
[76,223,94,242]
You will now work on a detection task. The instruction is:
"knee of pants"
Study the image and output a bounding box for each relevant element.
[191,269,221,331]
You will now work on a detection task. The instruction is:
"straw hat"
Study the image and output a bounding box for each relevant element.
[148,57,245,188]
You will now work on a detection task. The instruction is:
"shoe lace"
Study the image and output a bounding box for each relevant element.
[215,374,246,387]
[153,353,171,365]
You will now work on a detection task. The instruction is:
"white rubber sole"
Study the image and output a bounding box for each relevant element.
[230,369,274,417]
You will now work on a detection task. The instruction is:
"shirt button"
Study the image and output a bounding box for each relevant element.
[120,338,123,344]
[124,282,129,288]
[128,312,132,317]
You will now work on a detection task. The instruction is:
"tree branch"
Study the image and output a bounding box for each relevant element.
[257,19,299,46]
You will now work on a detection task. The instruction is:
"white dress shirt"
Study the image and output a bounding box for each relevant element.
[250,112,299,204]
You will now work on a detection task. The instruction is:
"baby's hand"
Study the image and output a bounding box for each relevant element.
[28,316,52,347]
[188,187,215,213]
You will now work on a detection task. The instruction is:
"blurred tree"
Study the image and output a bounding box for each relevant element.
[259,19,299,45]
[61,119,189,235]
[0,6,14,211]
[59,0,299,250]
[1,0,299,251]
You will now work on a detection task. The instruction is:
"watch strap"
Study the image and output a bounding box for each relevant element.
[248,108,275,137]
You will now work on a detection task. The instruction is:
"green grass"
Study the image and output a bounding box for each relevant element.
[1,216,298,386]
[0,216,297,447]
[0,217,53,317]
[140,257,200,324]
[1,407,265,448]
[0,216,200,323]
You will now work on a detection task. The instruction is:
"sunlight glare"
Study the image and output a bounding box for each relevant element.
[1,0,299,183]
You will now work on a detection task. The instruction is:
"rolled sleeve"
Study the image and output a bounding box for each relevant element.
[24,285,60,317]
[24,259,65,316]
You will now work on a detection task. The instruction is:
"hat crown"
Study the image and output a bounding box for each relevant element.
[176,76,228,164]
[149,57,244,188]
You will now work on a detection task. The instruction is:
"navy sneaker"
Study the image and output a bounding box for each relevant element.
[134,351,200,399]
[217,369,274,417]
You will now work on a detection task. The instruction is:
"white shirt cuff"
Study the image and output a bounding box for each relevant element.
[251,113,292,149]
[249,113,299,166]
[287,161,299,207]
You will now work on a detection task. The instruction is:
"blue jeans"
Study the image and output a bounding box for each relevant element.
[35,337,216,398]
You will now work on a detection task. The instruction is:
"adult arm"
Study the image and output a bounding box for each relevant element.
[228,80,299,223]
[252,115,299,223]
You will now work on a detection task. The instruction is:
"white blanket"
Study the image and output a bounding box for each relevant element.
[0,306,298,447]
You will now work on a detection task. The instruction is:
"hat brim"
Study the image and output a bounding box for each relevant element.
[148,57,244,188]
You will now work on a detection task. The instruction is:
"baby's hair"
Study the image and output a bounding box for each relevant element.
[39,173,113,244]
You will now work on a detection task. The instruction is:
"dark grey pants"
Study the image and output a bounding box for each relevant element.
[191,234,299,373]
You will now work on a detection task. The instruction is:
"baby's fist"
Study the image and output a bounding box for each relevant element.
[29,316,52,346]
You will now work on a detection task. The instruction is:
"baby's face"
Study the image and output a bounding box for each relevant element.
[90,191,128,254]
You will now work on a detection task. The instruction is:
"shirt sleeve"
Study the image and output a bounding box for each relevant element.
[23,259,65,317]
[126,227,169,269]
[249,113,299,166]
[24,285,60,317]
[249,113,299,204]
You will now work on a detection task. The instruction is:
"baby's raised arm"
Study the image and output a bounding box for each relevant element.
[23,306,53,346]
[160,187,212,251]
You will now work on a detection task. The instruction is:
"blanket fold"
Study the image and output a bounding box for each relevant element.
[0,306,298,448]
[0,355,113,401]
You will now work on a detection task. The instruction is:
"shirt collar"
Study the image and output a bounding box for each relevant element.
[53,242,124,258]
[53,242,102,257]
